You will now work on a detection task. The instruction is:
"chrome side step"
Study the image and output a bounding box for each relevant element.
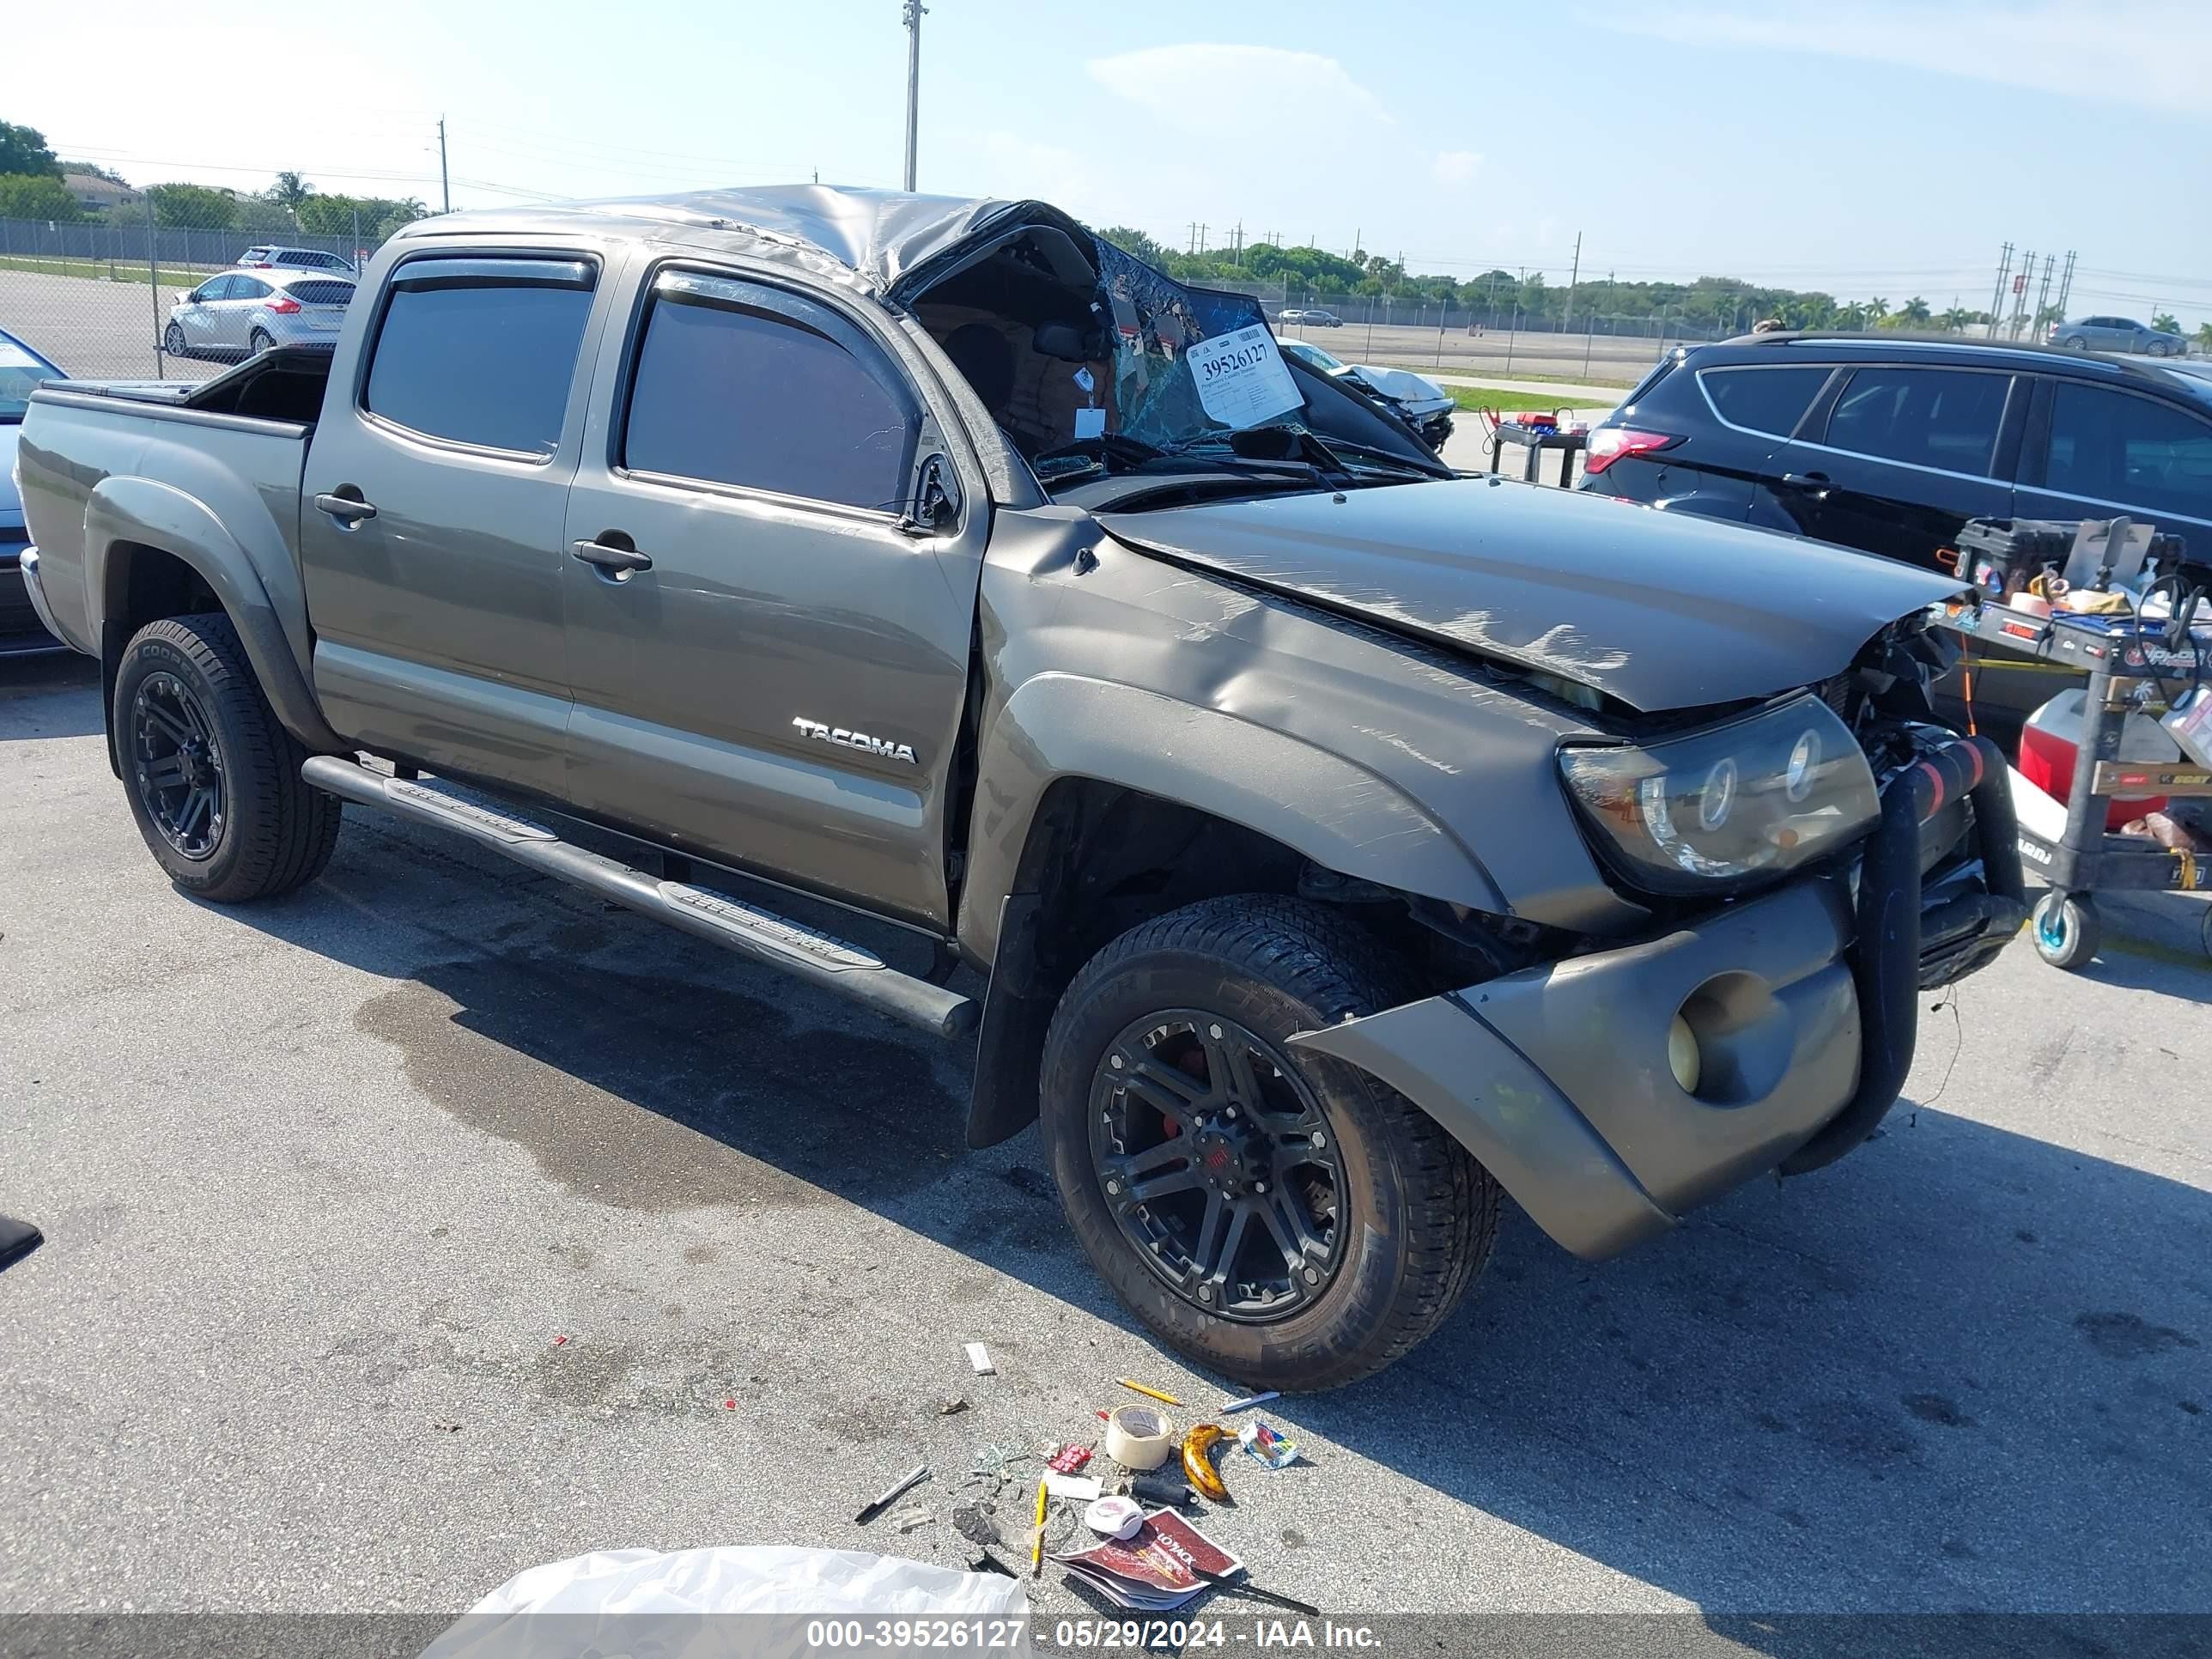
[302,755,976,1038]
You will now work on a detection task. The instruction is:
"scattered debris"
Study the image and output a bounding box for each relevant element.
[1043,1473,1103,1502]
[1030,1475,1049,1577]
[552,1335,568,1347]
[965,1342,995,1376]
[1052,1507,1243,1611]
[1084,1495,1145,1540]
[889,1504,933,1534]
[1181,1424,1230,1501]
[1104,1404,1177,1471]
[723,1399,736,1410]
[1116,1377,1182,1407]
[1129,1471,1193,1509]
[855,1462,931,1526]
[939,1397,971,1417]
[1046,1443,1092,1474]
[1237,1419,1299,1470]
[430,1419,462,1434]
[969,1551,1017,1578]
[1219,1390,1279,1414]
[952,1504,1002,1547]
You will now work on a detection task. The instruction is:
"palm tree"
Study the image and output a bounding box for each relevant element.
[2153,312,2180,335]
[266,171,314,222]
[2197,321,2212,353]
[1863,297,1891,326]
[1937,306,1972,334]
[1895,297,1932,326]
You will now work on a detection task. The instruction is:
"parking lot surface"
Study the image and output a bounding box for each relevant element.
[3,651,2209,1633]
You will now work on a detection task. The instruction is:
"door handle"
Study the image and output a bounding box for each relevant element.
[1780,471,1832,500]
[571,538,653,574]
[313,491,378,524]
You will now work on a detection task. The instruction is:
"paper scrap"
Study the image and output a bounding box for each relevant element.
[1073,406,1106,440]
[965,1342,995,1376]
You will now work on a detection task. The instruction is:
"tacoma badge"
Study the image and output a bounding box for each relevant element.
[792,716,918,766]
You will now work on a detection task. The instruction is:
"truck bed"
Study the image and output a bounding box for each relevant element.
[14,349,330,662]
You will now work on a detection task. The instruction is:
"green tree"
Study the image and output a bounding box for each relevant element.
[0,172,82,221]
[1937,307,1972,332]
[1096,225,1170,265]
[147,182,239,229]
[265,170,314,216]
[2152,312,2180,335]
[0,121,60,178]
[297,191,429,245]
[2197,322,2212,352]
[1881,296,1932,330]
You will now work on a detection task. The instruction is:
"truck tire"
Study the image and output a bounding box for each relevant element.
[114,612,342,903]
[1040,895,1497,1390]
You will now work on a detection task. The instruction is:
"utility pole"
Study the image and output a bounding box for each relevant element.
[2054,249,2076,325]
[2033,252,2056,339]
[1988,242,2012,339]
[902,0,927,191]
[2010,249,2034,338]
[1198,224,1207,256]
[437,117,450,214]
[1188,222,1198,256]
[1562,230,1582,329]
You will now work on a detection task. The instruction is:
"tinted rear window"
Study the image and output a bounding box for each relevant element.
[1698,365,1830,437]
[365,277,593,455]
[1820,367,2010,476]
[622,273,915,509]
[289,281,354,307]
[2045,384,2212,521]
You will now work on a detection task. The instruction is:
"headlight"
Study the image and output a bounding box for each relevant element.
[1558,696,1879,896]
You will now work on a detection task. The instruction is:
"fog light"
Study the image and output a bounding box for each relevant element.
[1667,1013,1702,1095]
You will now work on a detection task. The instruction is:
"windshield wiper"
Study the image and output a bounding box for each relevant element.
[1032,433,1164,478]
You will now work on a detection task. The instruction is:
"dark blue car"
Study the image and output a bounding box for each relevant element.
[1,327,66,653]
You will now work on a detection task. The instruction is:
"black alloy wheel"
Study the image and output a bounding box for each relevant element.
[131,671,228,860]
[1088,1010,1348,1321]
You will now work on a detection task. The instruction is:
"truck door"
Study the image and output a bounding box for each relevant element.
[560,263,986,931]
[299,252,611,797]
[1761,362,2017,578]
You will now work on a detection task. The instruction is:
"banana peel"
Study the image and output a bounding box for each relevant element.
[1182,1423,1230,1502]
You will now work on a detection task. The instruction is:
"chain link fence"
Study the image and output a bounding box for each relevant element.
[2,210,374,385]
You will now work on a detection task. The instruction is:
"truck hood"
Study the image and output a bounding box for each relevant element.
[1097,477,1966,714]
[1343,363,1451,411]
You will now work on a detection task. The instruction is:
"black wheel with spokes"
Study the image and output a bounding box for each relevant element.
[131,671,227,860]
[1090,1012,1349,1322]
[115,612,342,902]
[163,322,189,358]
[1042,896,1498,1391]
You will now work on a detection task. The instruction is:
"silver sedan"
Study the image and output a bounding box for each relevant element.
[163,269,357,361]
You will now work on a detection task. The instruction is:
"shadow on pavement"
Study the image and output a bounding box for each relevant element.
[0,650,100,740]
[27,665,2209,1643]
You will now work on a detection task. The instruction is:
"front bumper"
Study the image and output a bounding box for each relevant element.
[1293,734,2024,1259]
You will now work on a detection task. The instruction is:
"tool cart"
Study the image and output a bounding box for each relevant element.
[1936,595,2212,968]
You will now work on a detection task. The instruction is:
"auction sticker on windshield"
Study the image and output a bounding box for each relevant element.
[1188,324,1302,431]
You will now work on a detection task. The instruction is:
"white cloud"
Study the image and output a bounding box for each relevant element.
[1431,149,1483,187]
[1613,1,2208,117]
[1086,45,1390,137]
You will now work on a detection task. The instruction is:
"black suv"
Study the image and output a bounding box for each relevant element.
[1580,333,2212,585]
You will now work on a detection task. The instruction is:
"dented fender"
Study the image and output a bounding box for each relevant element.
[956,671,1508,962]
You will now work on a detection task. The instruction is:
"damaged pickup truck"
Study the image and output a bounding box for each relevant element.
[14,187,2026,1389]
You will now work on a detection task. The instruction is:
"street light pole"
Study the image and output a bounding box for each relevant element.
[902,1,927,191]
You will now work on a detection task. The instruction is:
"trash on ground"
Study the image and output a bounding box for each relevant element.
[1115,1377,1182,1407]
[1237,1418,1299,1469]
[965,1342,995,1375]
[1185,1565,1322,1618]
[1050,1507,1243,1612]
[421,1547,1027,1656]
[0,1214,43,1273]
[939,1396,971,1416]
[1043,1472,1103,1502]
[1083,1494,1145,1540]
[1030,1475,1048,1577]
[1104,1404,1177,1471]
[1181,1424,1230,1501]
[969,1551,1017,1578]
[854,1462,931,1525]
[951,1504,1001,1547]
[1045,1443,1092,1474]
[888,1504,933,1534]
[1219,1390,1279,1413]
[1129,1471,1193,1509]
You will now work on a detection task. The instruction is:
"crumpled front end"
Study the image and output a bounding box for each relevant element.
[1292,728,2025,1259]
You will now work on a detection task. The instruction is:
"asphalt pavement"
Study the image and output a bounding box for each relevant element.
[3,650,2210,1640]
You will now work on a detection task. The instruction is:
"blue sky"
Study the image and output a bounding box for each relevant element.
[13,0,2208,326]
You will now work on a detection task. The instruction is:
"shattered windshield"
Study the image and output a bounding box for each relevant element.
[1091,240,1308,455]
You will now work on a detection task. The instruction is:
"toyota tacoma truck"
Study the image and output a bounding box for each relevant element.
[14,187,2026,1389]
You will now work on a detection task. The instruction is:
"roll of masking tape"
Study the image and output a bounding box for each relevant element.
[1103,1403,1177,1471]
